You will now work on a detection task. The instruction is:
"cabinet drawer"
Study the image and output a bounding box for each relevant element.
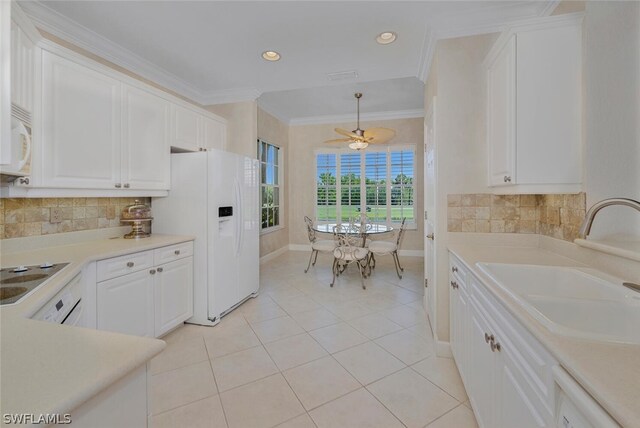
[449,254,468,286]
[154,241,193,265]
[97,250,154,282]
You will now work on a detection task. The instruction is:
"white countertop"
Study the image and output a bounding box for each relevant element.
[0,234,194,422]
[448,243,640,428]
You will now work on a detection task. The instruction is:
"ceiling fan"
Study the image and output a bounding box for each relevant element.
[324,93,396,150]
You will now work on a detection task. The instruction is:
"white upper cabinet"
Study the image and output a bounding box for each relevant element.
[41,51,122,189]
[201,115,226,150]
[172,105,227,152]
[486,14,583,194]
[172,104,200,152]
[121,84,170,190]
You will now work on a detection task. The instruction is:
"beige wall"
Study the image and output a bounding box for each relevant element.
[206,101,258,159]
[583,1,640,239]
[257,108,290,257]
[425,34,498,343]
[288,117,424,252]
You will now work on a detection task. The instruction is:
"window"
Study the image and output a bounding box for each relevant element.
[315,146,415,227]
[258,139,282,231]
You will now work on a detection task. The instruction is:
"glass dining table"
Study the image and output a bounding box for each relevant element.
[313,223,394,246]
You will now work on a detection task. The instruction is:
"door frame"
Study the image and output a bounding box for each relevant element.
[423,97,437,337]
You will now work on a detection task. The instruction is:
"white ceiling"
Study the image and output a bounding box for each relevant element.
[20,1,557,109]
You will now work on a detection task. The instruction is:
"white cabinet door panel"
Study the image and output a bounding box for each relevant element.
[121,84,170,190]
[41,51,121,188]
[468,300,497,428]
[487,35,516,187]
[172,105,200,152]
[97,269,154,337]
[202,116,226,150]
[155,257,193,337]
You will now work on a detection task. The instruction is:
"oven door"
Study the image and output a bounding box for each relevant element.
[61,299,83,327]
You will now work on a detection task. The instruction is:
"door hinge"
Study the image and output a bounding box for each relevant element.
[424,278,428,288]
[424,210,428,220]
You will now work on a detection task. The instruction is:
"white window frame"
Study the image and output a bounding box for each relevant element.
[258,139,284,235]
[313,145,417,229]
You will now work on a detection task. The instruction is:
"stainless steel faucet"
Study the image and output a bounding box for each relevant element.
[578,198,640,239]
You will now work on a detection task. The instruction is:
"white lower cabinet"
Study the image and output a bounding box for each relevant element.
[449,253,555,428]
[96,242,194,338]
[154,257,193,337]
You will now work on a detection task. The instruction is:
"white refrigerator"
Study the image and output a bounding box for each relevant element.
[153,150,260,326]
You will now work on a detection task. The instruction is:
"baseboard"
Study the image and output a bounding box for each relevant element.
[287,244,423,257]
[259,245,290,264]
[436,340,452,358]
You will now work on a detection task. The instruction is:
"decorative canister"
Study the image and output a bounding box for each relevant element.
[121,199,152,239]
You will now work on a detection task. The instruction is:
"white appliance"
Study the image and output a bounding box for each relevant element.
[31,273,84,326]
[153,150,260,326]
[0,106,32,181]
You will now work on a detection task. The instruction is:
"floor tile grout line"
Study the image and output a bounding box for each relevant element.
[422,402,468,428]
[203,337,232,428]
[407,360,466,404]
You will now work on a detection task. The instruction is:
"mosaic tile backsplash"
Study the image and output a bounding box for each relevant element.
[447,193,586,242]
[0,198,151,239]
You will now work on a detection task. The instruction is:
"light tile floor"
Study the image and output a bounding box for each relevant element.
[150,251,478,428]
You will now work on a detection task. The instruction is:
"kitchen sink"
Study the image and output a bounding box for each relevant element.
[476,263,640,345]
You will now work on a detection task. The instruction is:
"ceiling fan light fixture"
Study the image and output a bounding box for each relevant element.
[262,51,281,61]
[348,141,369,151]
[376,31,397,45]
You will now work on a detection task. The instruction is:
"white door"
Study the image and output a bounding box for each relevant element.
[237,156,260,299]
[208,150,240,319]
[97,269,154,337]
[41,51,121,189]
[121,84,170,190]
[424,98,437,330]
[172,104,200,152]
[487,35,516,187]
[154,257,194,337]
[201,116,226,151]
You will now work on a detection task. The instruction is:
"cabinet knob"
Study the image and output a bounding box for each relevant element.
[503,176,512,183]
[450,280,458,289]
[150,269,156,275]
[126,262,134,268]
[484,333,494,344]
[157,267,163,273]
[124,183,130,188]
[174,250,181,255]
[18,177,30,185]
[491,341,502,352]
[115,183,122,188]
[452,266,458,273]
[426,233,434,240]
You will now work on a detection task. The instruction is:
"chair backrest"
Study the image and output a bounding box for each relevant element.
[304,216,317,243]
[396,217,407,247]
[333,220,364,260]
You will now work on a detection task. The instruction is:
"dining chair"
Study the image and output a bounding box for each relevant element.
[304,216,336,273]
[331,222,370,289]
[368,217,407,279]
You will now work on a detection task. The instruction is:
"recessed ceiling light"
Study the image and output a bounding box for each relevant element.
[376,31,397,45]
[262,51,281,61]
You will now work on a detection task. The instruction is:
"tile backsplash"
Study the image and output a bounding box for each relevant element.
[0,197,151,239]
[447,193,586,242]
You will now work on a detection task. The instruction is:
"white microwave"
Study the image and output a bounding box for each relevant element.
[0,104,32,179]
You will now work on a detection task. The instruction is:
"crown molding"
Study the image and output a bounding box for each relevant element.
[289,109,424,126]
[200,87,262,106]
[19,1,205,104]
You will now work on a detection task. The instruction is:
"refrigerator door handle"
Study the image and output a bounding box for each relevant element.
[234,178,243,258]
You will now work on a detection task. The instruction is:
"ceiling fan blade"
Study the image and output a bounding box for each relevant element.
[324,138,352,145]
[363,127,396,144]
[335,128,360,139]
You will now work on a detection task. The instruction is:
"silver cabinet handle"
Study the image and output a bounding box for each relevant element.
[115,183,122,188]
[452,266,458,273]
[426,233,434,240]
[450,280,458,289]
[491,341,502,352]
[150,269,156,275]
[174,250,181,255]
[126,262,134,268]
[18,177,29,185]
[484,333,494,344]
[503,176,512,183]
[157,267,163,273]
[124,183,130,188]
